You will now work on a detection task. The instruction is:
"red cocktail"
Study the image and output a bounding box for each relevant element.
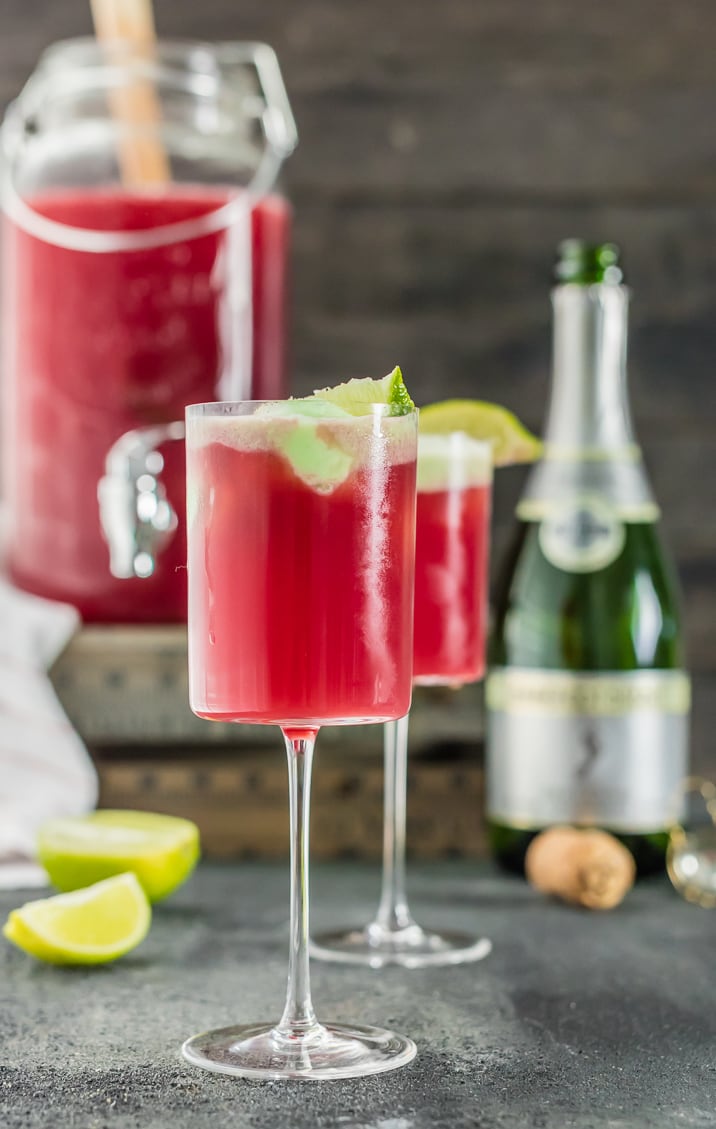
[187,407,416,725]
[413,436,492,684]
[311,432,494,969]
[184,393,419,1080]
[3,188,290,623]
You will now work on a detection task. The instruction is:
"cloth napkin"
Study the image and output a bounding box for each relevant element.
[0,574,98,888]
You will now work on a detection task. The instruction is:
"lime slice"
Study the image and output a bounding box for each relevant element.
[419,400,542,466]
[256,400,354,491]
[3,872,151,965]
[37,810,200,904]
[280,425,354,492]
[312,366,415,416]
[257,369,414,491]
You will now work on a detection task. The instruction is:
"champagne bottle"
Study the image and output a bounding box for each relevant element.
[486,241,690,875]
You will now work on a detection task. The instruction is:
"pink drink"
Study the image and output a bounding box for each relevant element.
[2,189,290,623]
[187,408,417,725]
[412,435,492,685]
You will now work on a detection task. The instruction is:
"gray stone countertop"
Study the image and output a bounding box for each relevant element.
[1,861,715,1129]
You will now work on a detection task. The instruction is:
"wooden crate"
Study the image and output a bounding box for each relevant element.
[95,744,487,861]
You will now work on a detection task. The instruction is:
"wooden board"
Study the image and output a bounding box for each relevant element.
[96,744,488,861]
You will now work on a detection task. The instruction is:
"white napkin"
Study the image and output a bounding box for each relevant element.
[0,575,98,888]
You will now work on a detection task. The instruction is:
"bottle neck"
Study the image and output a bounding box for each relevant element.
[544,284,637,456]
[518,281,658,522]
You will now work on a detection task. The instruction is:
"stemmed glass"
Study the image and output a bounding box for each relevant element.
[182,400,419,1079]
[311,431,493,968]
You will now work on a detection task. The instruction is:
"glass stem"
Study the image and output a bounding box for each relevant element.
[276,730,320,1041]
[375,714,416,933]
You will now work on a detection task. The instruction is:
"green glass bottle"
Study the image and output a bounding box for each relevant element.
[486,241,690,875]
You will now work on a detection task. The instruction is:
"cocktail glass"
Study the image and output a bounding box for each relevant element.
[311,432,493,968]
[182,399,418,1078]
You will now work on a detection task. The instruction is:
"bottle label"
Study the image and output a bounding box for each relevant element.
[536,494,625,573]
[516,456,661,525]
[486,668,691,831]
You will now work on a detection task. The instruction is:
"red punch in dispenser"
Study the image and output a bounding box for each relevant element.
[1,39,297,623]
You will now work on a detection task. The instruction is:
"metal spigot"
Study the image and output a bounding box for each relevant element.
[98,422,185,579]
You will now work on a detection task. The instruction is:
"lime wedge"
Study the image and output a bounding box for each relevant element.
[3,873,151,965]
[312,366,415,416]
[256,400,355,491]
[419,400,542,466]
[258,369,414,491]
[38,810,200,904]
[280,425,354,491]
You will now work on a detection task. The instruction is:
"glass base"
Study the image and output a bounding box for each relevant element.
[181,1020,417,1080]
[310,922,492,969]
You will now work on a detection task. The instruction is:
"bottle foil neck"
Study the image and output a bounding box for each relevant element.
[544,283,635,457]
[519,283,658,522]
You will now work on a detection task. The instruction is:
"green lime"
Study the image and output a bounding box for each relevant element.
[418,399,542,466]
[256,399,355,490]
[279,425,354,491]
[37,810,200,903]
[3,873,151,965]
[312,367,415,416]
[256,369,415,491]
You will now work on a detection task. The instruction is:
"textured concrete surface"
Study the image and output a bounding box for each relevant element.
[1,862,715,1129]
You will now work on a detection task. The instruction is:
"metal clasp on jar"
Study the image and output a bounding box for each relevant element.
[98,421,185,579]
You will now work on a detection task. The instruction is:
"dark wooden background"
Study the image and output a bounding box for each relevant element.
[2,0,715,684]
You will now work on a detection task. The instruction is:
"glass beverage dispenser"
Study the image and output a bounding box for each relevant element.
[1,40,297,622]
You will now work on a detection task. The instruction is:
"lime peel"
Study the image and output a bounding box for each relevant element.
[280,425,354,492]
[38,810,200,904]
[3,872,151,965]
[418,399,542,466]
[262,368,415,490]
[312,366,415,416]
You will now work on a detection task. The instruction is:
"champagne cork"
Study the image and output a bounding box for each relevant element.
[526,827,636,910]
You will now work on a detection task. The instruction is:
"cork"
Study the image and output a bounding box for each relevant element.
[526,827,637,910]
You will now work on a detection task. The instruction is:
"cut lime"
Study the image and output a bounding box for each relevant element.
[312,366,415,416]
[3,872,151,965]
[419,400,542,466]
[38,810,200,903]
[256,400,355,491]
[258,369,415,491]
[280,425,354,492]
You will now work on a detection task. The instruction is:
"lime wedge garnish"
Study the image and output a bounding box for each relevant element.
[37,811,200,904]
[256,400,354,491]
[280,424,354,491]
[312,366,415,416]
[419,400,542,466]
[257,369,415,491]
[3,873,151,965]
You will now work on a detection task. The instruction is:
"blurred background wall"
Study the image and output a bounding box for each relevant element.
[2,0,714,756]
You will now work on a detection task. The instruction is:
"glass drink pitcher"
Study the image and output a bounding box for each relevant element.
[1,39,297,622]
